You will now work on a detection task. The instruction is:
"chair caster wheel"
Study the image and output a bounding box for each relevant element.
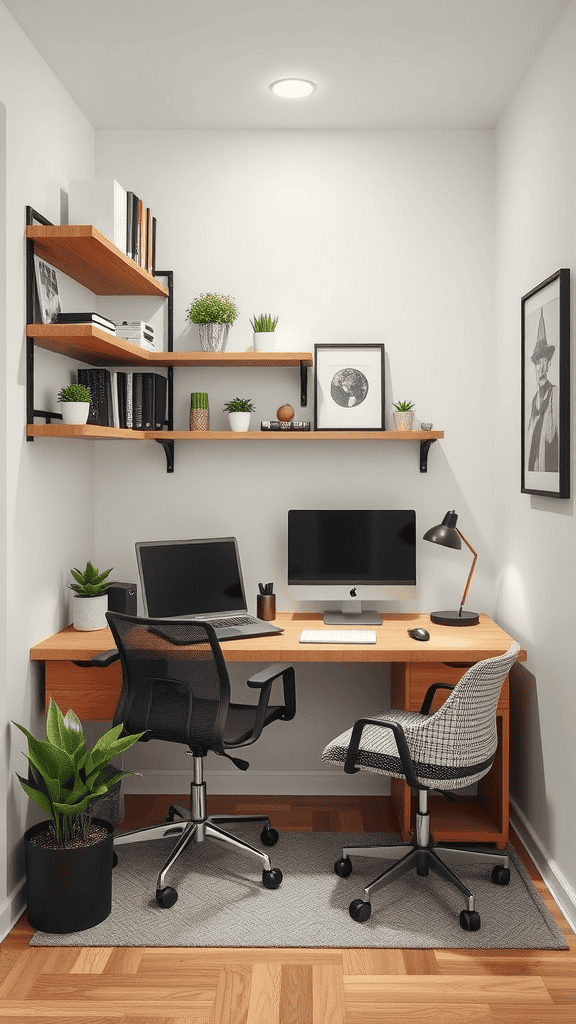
[156,886,178,908]
[349,899,371,922]
[261,827,279,846]
[112,851,118,869]
[417,864,429,876]
[334,856,353,878]
[262,867,283,889]
[491,865,510,885]
[459,909,481,931]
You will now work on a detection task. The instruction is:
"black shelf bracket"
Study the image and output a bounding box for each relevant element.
[26,206,63,438]
[156,439,174,473]
[300,361,308,406]
[420,438,437,473]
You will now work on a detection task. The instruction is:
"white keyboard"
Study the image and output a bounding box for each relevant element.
[299,629,377,644]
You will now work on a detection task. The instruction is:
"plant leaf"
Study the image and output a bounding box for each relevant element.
[17,775,53,818]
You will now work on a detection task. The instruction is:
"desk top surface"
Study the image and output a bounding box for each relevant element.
[31,612,525,664]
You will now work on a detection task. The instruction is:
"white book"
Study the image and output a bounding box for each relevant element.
[126,374,133,429]
[68,179,127,254]
[111,372,120,429]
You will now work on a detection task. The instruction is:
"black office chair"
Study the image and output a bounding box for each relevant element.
[96,611,296,908]
[322,642,520,931]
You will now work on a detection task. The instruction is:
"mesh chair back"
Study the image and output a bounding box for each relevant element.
[106,611,230,750]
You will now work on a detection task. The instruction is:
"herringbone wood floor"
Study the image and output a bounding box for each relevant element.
[1,795,574,1023]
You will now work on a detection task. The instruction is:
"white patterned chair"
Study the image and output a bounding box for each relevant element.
[322,642,520,931]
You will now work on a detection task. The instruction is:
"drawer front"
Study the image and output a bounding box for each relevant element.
[408,662,509,712]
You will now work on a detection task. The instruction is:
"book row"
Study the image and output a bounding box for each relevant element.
[69,179,157,272]
[77,368,166,430]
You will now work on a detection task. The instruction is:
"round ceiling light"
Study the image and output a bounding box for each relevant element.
[270,79,316,99]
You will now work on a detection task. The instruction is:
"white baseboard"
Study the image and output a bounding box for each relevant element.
[121,769,388,796]
[510,796,576,935]
[0,878,27,945]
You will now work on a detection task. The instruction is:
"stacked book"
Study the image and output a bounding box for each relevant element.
[68,179,157,273]
[261,420,311,431]
[55,312,115,336]
[114,320,156,351]
[77,368,167,430]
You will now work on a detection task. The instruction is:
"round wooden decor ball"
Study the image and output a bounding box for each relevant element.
[277,404,295,422]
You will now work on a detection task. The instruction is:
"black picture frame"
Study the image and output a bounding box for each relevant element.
[313,344,385,431]
[521,268,570,498]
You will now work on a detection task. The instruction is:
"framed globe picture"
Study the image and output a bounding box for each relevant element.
[313,344,385,430]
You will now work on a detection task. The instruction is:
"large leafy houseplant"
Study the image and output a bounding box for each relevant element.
[14,699,144,847]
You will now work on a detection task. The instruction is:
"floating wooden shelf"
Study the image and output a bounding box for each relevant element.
[26,224,168,296]
[26,326,313,369]
[27,425,443,442]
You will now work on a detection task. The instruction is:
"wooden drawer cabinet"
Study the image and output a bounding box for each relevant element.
[389,662,510,849]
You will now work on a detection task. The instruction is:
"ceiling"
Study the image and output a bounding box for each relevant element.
[4,0,569,129]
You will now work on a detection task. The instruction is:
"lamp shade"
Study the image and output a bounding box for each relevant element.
[423,510,479,626]
[422,510,461,549]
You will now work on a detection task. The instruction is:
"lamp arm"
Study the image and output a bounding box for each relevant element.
[456,528,477,615]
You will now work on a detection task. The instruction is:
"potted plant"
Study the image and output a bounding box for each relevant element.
[57,383,92,425]
[223,397,256,432]
[250,313,279,352]
[186,292,239,352]
[14,699,144,933]
[70,560,114,631]
[392,399,415,431]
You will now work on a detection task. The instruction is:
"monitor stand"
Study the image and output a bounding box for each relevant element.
[323,601,382,626]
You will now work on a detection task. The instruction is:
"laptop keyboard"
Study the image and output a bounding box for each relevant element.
[209,615,258,628]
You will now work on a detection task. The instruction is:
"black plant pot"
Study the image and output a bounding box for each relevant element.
[24,818,114,933]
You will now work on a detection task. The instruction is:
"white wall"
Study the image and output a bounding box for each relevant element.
[495,0,576,923]
[94,129,496,795]
[0,0,95,939]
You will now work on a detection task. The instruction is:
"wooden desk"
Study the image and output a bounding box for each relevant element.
[31,612,524,848]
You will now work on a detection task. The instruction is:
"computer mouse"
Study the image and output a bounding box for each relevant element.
[408,627,430,642]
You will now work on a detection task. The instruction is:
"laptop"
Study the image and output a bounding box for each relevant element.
[135,537,283,640]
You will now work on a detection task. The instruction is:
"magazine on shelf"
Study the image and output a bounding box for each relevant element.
[34,255,61,324]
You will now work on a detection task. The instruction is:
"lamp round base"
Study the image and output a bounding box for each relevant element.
[430,609,480,626]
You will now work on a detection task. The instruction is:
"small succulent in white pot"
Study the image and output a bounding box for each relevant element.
[223,397,256,432]
[250,313,279,352]
[58,383,92,425]
[70,560,114,631]
[392,399,415,431]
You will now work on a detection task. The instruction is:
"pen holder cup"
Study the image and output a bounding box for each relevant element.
[257,594,276,621]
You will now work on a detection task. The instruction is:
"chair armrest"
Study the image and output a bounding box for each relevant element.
[419,682,455,715]
[91,649,120,668]
[344,717,423,789]
[247,663,296,721]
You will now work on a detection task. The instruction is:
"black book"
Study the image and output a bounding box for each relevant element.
[105,371,113,428]
[126,191,135,258]
[57,312,115,330]
[132,372,143,429]
[152,373,166,430]
[116,371,127,429]
[77,368,100,425]
[151,216,157,275]
[131,193,140,264]
[141,372,154,429]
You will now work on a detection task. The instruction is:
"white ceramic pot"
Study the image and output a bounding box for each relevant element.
[393,411,414,431]
[73,594,108,631]
[198,323,230,352]
[228,411,251,432]
[61,402,90,425]
[253,331,276,352]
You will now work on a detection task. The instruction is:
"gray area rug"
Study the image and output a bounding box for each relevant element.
[30,831,567,949]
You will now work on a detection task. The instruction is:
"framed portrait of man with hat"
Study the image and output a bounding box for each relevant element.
[521,268,570,498]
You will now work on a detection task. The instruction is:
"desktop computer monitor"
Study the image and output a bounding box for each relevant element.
[287,509,416,624]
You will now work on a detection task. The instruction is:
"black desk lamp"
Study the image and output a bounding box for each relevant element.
[423,510,479,626]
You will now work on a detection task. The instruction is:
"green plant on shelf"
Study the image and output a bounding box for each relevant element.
[185,293,238,324]
[223,398,256,413]
[190,392,209,410]
[392,400,415,412]
[69,561,114,597]
[13,699,144,847]
[250,314,278,332]
[57,384,91,403]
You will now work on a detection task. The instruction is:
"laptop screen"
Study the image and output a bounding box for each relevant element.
[136,537,246,619]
